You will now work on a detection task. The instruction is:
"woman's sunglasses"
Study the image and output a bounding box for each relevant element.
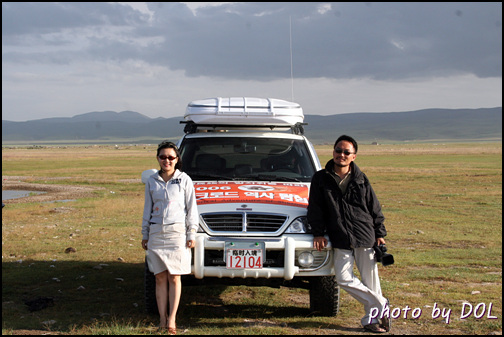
[158,155,177,161]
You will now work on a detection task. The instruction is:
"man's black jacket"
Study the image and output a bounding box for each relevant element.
[307,159,386,249]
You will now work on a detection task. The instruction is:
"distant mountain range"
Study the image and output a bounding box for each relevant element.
[2,107,502,144]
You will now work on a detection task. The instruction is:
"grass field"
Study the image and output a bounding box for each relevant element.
[2,142,502,335]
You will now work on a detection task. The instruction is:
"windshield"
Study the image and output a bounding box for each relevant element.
[179,136,316,182]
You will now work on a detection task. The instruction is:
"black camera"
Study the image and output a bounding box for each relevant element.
[374,244,394,266]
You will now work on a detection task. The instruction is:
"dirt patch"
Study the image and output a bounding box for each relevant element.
[2,176,103,204]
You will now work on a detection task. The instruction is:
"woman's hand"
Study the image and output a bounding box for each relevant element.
[141,239,148,250]
[187,240,195,249]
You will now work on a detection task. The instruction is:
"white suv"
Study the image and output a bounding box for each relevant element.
[143,97,339,316]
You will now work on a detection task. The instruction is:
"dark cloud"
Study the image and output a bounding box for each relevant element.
[1,2,147,35]
[2,2,502,80]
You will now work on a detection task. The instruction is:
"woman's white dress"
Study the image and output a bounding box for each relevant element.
[141,170,199,275]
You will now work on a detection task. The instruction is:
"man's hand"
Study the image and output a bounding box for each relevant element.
[313,236,328,252]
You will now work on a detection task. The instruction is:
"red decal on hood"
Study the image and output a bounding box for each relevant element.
[194,182,309,208]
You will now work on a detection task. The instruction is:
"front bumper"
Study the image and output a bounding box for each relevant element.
[192,234,334,280]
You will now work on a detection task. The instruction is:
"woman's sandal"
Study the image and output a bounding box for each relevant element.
[364,323,387,333]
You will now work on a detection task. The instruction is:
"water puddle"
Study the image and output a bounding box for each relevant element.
[2,190,75,203]
[2,190,46,200]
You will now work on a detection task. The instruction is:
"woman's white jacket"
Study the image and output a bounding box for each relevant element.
[142,170,199,241]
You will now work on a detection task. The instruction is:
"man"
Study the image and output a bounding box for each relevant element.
[307,135,390,333]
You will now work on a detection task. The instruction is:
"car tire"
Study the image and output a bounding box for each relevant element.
[144,258,158,315]
[309,275,340,316]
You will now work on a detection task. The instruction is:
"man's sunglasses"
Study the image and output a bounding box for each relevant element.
[158,155,177,161]
[334,148,355,156]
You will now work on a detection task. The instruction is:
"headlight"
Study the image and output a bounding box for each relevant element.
[298,251,314,267]
[285,217,311,234]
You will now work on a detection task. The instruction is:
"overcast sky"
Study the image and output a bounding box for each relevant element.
[2,2,502,122]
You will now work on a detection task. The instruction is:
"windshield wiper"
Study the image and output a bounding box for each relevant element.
[188,173,236,181]
[235,173,302,182]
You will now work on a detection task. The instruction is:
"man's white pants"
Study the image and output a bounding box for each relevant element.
[334,248,388,326]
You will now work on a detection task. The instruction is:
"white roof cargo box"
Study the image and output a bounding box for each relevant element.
[184,97,304,126]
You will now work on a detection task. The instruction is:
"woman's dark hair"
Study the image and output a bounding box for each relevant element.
[157,140,183,171]
[334,135,358,154]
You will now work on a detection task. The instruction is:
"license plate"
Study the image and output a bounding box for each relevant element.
[225,241,265,269]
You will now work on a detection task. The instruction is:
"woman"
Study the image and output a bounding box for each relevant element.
[141,141,199,334]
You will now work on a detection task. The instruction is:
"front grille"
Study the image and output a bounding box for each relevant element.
[202,212,287,233]
[202,214,243,231]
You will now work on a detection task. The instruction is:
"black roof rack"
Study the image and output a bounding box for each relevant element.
[180,121,306,135]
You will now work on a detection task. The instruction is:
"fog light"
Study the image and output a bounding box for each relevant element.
[298,251,314,268]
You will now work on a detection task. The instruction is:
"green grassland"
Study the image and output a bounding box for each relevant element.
[2,142,502,335]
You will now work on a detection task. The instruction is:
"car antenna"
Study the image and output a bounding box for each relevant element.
[290,15,294,101]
